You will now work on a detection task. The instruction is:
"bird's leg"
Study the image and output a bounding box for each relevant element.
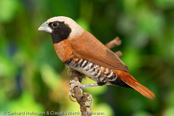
[69,80,99,100]
[70,80,99,89]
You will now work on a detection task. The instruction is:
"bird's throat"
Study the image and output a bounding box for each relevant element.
[53,40,73,62]
[51,33,64,43]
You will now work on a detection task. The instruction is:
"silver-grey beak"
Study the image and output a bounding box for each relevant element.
[38,22,52,33]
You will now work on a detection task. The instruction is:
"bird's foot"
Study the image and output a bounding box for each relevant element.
[69,80,99,101]
[69,80,83,102]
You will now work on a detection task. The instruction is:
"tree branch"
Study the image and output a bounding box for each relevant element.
[70,70,93,116]
[105,37,121,49]
[105,37,122,57]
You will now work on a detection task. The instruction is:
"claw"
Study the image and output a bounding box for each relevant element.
[69,86,76,102]
[69,80,83,102]
[69,94,76,102]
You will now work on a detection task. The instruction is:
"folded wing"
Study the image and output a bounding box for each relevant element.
[69,31,129,71]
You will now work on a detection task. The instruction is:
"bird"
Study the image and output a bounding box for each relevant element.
[38,16,155,99]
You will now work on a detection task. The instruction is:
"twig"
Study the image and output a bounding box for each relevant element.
[69,36,122,116]
[115,51,122,57]
[105,37,121,49]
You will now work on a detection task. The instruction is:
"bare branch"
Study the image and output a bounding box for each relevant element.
[105,37,121,49]
[70,70,93,116]
[115,51,122,57]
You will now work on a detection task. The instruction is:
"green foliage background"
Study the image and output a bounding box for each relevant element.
[0,0,174,116]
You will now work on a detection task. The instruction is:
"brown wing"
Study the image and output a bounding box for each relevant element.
[69,31,129,71]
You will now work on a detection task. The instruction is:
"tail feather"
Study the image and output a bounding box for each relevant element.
[114,70,155,99]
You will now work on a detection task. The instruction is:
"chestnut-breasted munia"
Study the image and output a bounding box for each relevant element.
[38,16,155,99]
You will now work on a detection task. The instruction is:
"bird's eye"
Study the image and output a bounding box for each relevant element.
[52,22,59,28]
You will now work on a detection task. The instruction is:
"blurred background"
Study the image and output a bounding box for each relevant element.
[0,0,174,116]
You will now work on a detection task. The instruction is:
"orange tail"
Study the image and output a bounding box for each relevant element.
[114,70,155,99]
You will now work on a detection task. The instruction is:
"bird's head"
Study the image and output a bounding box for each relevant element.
[38,16,84,43]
